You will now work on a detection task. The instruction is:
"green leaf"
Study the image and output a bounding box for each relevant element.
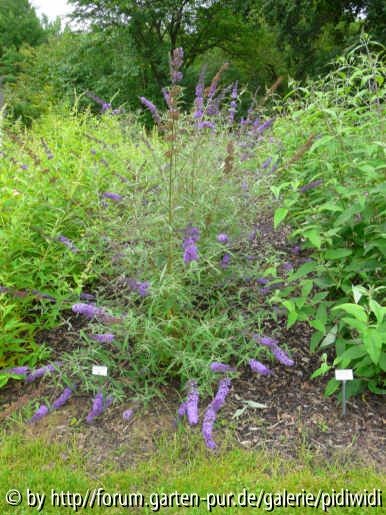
[369,299,385,325]
[287,310,298,329]
[305,229,321,249]
[341,317,367,333]
[324,378,340,396]
[320,324,338,348]
[289,262,317,282]
[301,279,313,298]
[335,345,367,368]
[274,208,288,229]
[310,331,324,352]
[332,303,368,323]
[310,135,335,152]
[363,329,383,364]
[324,248,352,260]
[310,319,325,334]
[352,285,367,304]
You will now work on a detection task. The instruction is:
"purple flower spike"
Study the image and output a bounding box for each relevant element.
[256,277,269,285]
[21,164,28,170]
[140,97,161,125]
[72,303,105,319]
[86,391,104,423]
[211,377,231,412]
[58,235,78,253]
[249,359,272,375]
[282,261,294,272]
[29,404,49,423]
[198,121,215,130]
[90,333,115,344]
[25,362,62,383]
[202,405,217,449]
[220,253,231,269]
[185,225,200,242]
[217,233,229,244]
[255,118,274,134]
[80,292,96,301]
[272,346,295,366]
[183,241,199,264]
[186,382,199,426]
[202,377,231,449]
[255,335,278,348]
[5,366,30,376]
[102,192,123,202]
[137,281,150,297]
[177,402,187,420]
[300,179,323,193]
[123,409,133,421]
[261,157,272,170]
[52,387,73,409]
[210,362,235,373]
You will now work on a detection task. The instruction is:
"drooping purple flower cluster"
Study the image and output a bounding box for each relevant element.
[261,157,273,170]
[249,359,272,375]
[140,97,161,125]
[255,118,275,134]
[170,47,184,84]
[185,381,199,426]
[86,91,112,113]
[126,279,151,297]
[102,192,123,202]
[58,235,78,253]
[198,121,215,130]
[220,253,231,269]
[86,391,112,423]
[52,387,73,409]
[210,362,235,373]
[217,233,229,244]
[72,303,107,319]
[90,333,115,344]
[41,138,54,160]
[29,404,49,423]
[254,335,295,367]
[183,225,200,265]
[25,362,62,383]
[228,81,238,124]
[193,66,206,119]
[299,179,323,193]
[122,409,133,421]
[202,377,231,449]
[5,366,30,376]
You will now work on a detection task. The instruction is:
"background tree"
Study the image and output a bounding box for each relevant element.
[0,0,45,57]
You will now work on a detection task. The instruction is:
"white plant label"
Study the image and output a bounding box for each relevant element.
[92,365,108,376]
[335,369,353,381]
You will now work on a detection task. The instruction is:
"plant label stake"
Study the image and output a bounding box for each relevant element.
[335,369,353,416]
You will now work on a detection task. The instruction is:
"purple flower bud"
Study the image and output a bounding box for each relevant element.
[249,359,272,375]
[261,157,272,169]
[300,179,323,193]
[25,362,62,383]
[80,292,95,301]
[102,192,123,202]
[5,366,30,376]
[292,245,301,254]
[211,377,231,412]
[123,409,133,421]
[272,346,295,366]
[220,253,231,269]
[177,402,187,420]
[282,261,294,272]
[29,404,49,423]
[90,333,115,344]
[140,97,161,125]
[210,362,235,373]
[254,335,278,348]
[137,281,150,297]
[58,235,78,253]
[198,121,215,130]
[86,391,104,423]
[217,233,229,244]
[186,381,199,426]
[256,277,269,285]
[72,303,105,319]
[52,387,73,409]
[185,225,200,242]
[183,242,199,264]
[202,405,217,449]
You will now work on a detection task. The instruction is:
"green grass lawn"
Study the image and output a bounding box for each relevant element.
[1,430,384,514]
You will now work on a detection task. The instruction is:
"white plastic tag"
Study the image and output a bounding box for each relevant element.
[92,365,108,376]
[335,369,353,381]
